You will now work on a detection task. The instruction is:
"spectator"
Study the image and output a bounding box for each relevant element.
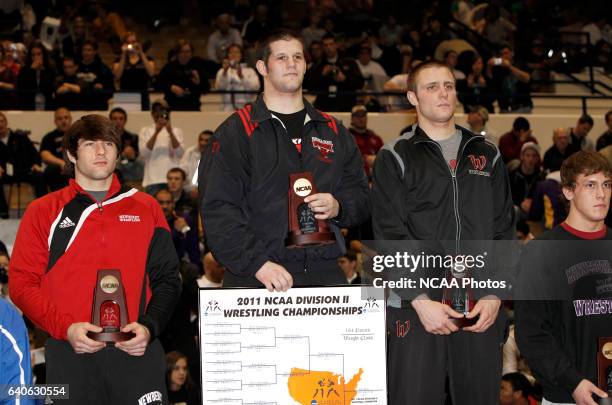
[109,107,139,157]
[158,39,210,111]
[181,130,211,192]
[348,105,383,179]
[567,114,594,152]
[382,46,415,111]
[17,42,56,110]
[466,106,497,144]
[61,16,87,61]
[206,13,243,64]
[53,56,83,111]
[302,12,326,48]
[116,145,143,186]
[155,189,200,267]
[337,249,361,284]
[77,38,113,110]
[499,372,537,405]
[40,107,71,191]
[378,16,404,47]
[305,33,364,112]
[112,31,156,111]
[499,117,537,163]
[241,4,273,47]
[596,109,612,151]
[139,100,185,195]
[307,40,323,68]
[525,39,554,93]
[214,44,260,111]
[197,252,224,288]
[0,43,21,110]
[527,170,566,230]
[165,351,200,405]
[508,142,543,209]
[488,45,532,113]
[443,50,465,80]
[457,52,494,112]
[0,112,46,218]
[482,5,516,47]
[166,167,197,222]
[355,43,388,108]
[543,128,573,173]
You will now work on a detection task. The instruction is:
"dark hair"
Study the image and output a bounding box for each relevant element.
[578,114,594,126]
[26,42,53,71]
[226,43,243,59]
[62,56,77,65]
[561,150,612,190]
[63,114,121,177]
[109,107,127,119]
[512,117,530,132]
[605,109,612,123]
[151,99,170,116]
[175,38,194,54]
[200,130,213,137]
[167,167,187,181]
[165,351,193,390]
[82,37,98,51]
[407,60,453,93]
[443,50,457,60]
[259,29,304,65]
[501,373,532,399]
[322,32,336,42]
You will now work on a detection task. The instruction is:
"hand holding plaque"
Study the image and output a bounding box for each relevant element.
[597,338,612,405]
[286,172,335,248]
[87,269,135,344]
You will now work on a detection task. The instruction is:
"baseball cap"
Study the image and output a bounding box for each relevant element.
[521,141,541,155]
[351,105,368,115]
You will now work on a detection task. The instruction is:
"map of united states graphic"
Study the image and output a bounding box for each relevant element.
[288,368,364,405]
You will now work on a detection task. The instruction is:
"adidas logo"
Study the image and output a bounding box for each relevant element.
[59,217,76,229]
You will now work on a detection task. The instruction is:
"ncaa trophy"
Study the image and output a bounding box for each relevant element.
[286,172,335,248]
[87,269,135,344]
[597,337,612,405]
[441,261,478,328]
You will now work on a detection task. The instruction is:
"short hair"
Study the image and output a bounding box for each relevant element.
[109,107,127,119]
[167,167,187,181]
[501,373,531,399]
[154,188,172,200]
[578,114,594,127]
[561,150,612,189]
[512,117,530,132]
[605,109,612,123]
[175,38,194,53]
[258,29,304,65]
[63,115,121,177]
[151,99,170,114]
[82,38,98,51]
[321,32,336,42]
[407,60,453,93]
[62,56,76,65]
[200,130,213,137]
[226,43,243,58]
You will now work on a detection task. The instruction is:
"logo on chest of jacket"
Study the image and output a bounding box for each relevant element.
[312,137,334,163]
[119,215,141,222]
[59,217,76,229]
[467,154,491,177]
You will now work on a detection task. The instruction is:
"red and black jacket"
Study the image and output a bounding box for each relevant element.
[9,175,181,340]
[199,95,370,278]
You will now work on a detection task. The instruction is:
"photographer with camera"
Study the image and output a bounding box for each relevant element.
[112,32,156,111]
[487,45,532,113]
[214,44,260,111]
[139,100,185,195]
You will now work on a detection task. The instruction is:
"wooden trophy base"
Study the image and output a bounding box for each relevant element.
[286,231,335,248]
[449,315,478,328]
[87,330,135,344]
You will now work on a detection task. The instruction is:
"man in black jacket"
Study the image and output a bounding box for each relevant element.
[516,151,612,405]
[372,60,515,405]
[199,30,370,291]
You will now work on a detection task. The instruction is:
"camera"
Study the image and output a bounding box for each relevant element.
[493,57,503,65]
[127,44,134,50]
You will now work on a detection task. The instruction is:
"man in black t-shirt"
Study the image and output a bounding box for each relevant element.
[40,108,72,191]
[488,45,532,113]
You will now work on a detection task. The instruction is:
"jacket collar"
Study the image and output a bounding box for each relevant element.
[69,173,122,202]
[250,94,330,125]
[413,124,480,144]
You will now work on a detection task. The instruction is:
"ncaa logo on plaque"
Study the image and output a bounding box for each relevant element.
[100,275,119,294]
[293,178,313,197]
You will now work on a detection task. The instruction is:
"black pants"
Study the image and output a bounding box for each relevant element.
[386,306,506,405]
[46,338,168,405]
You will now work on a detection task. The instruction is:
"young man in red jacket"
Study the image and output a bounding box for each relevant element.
[9,114,181,405]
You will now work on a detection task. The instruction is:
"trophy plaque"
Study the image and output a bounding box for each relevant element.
[441,266,478,328]
[87,269,135,344]
[286,172,335,248]
[597,338,612,405]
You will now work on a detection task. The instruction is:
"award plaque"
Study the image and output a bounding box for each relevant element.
[441,267,478,328]
[286,172,335,248]
[597,338,612,405]
[87,269,135,344]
